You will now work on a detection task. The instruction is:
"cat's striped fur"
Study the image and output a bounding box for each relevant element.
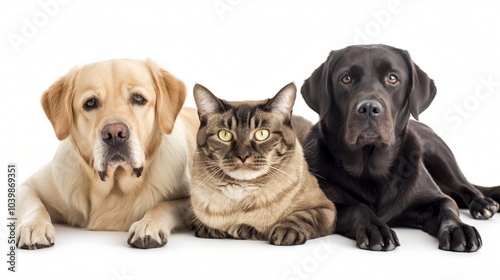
[189,83,336,245]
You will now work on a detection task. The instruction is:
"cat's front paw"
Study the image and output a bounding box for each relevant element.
[229,223,263,240]
[269,224,307,246]
[17,220,55,250]
[127,218,169,249]
[195,224,229,239]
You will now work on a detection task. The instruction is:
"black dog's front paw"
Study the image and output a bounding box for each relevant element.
[438,223,482,252]
[356,223,400,251]
[469,197,499,219]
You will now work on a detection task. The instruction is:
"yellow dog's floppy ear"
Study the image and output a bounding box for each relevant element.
[147,60,187,134]
[41,67,78,140]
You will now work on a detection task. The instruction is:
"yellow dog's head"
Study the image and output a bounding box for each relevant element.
[42,59,186,181]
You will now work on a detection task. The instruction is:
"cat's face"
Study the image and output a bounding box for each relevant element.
[193,83,297,181]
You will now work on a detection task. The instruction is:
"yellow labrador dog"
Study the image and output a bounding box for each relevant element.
[16,59,199,249]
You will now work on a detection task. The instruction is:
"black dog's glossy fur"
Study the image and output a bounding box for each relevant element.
[301,44,500,252]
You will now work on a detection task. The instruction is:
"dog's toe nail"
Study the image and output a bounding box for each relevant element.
[484,210,492,218]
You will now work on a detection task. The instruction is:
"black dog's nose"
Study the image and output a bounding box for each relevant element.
[101,122,129,147]
[357,100,382,117]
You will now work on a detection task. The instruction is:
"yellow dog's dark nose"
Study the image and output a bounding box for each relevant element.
[101,122,129,147]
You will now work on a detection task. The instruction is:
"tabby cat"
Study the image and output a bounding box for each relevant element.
[189,83,336,245]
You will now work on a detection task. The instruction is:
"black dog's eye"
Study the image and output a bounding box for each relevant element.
[132,94,147,105]
[387,74,399,84]
[83,98,98,111]
[341,74,352,85]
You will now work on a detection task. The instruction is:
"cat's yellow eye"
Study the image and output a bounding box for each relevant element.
[254,129,270,141]
[218,130,233,142]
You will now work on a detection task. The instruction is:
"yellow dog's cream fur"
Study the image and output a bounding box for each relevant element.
[16,59,199,249]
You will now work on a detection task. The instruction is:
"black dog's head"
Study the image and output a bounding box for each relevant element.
[301,44,436,149]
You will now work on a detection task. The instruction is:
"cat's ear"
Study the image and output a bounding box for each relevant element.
[193,84,224,118]
[268,83,297,118]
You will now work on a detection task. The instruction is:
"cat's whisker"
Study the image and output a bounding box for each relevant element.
[193,161,220,168]
[272,161,324,180]
[267,169,295,187]
[267,166,297,184]
[270,161,302,171]
[193,171,220,186]
[195,168,224,189]
[268,165,295,175]
[308,171,325,180]
[300,138,320,153]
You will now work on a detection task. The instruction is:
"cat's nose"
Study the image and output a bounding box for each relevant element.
[236,148,252,163]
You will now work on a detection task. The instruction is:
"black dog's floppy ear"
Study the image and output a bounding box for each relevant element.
[401,50,437,120]
[300,61,326,114]
[300,50,338,116]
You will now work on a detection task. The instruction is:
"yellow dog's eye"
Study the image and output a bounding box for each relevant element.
[254,129,270,141]
[132,94,147,105]
[218,130,233,142]
[83,98,98,111]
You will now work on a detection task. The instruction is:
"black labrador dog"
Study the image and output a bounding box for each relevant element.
[300,44,500,252]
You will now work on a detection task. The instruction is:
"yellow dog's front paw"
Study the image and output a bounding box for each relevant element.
[17,220,55,250]
[127,219,169,249]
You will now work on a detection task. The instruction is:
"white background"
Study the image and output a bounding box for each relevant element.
[1,0,499,279]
